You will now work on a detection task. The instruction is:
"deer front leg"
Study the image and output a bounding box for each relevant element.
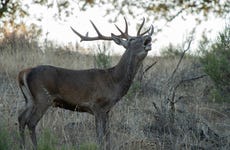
[95,112,110,150]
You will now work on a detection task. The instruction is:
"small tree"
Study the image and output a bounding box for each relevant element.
[200,25,230,102]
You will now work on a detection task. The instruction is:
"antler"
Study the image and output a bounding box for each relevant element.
[114,17,130,39]
[71,18,153,42]
[137,18,154,36]
[71,18,130,42]
[71,20,113,41]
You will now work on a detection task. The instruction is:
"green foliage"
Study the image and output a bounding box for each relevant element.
[0,124,97,150]
[59,142,98,150]
[1,0,228,19]
[38,129,57,150]
[200,25,230,102]
[19,1,230,22]
[0,122,18,150]
[0,126,12,150]
[0,0,28,19]
[78,143,98,150]
[94,44,111,69]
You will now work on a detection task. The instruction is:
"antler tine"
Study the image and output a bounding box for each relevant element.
[89,20,113,40]
[149,25,154,36]
[140,27,150,36]
[137,18,145,36]
[124,17,128,35]
[90,20,103,36]
[70,27,87,42]
[115,24,124,35]
[114,17,129,39]
[140,25,154,36]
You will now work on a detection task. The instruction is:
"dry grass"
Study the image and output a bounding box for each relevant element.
[0,35,229,149]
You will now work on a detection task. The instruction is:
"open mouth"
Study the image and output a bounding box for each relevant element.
[144,37,152,51]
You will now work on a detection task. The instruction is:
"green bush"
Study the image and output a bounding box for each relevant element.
[94,44,111,69]
[200,25,230,102]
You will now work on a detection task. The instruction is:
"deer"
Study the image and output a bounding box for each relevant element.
[17,18,153,150]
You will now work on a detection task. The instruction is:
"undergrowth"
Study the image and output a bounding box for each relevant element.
[200,25,230,102]
[0,124,14,150]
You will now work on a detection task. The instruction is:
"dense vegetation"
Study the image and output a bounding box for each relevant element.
[200,25,230,102]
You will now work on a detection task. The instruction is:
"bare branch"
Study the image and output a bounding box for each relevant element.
[143,61,157,75]
[168,28,195,82]
[166,8,185,22]
[170,74,207,104]
[152,102,160,112]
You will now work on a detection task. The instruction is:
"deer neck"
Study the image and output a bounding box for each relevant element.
[113,49,143,96]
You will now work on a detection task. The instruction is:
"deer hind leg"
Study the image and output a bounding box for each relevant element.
[26,92,52,150]
[18,104,33,149]
[18,85,34,149]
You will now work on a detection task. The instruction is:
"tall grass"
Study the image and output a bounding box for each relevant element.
[0,123,14,150]
[0,118,22,150]
[38,129,58,150]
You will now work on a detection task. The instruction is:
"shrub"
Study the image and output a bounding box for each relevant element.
[200,25,230,102]
[94,44,111,69]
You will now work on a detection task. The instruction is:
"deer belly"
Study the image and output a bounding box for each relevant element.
[53,98,93,114]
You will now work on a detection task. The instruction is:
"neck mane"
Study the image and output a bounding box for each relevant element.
[112,49,143,96]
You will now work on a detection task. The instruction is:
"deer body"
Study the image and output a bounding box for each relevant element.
[18,18,153,150]
[26,66,119,112]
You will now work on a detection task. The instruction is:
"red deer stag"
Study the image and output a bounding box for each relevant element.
[18,18,153,149]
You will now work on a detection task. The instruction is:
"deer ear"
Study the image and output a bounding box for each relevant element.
[111,34,128,48]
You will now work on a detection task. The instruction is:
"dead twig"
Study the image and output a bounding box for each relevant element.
[168,29,194,82]
[170,74,207,105]
[143,61,157,75]
[137,61,157,83]
[152,101,160,112]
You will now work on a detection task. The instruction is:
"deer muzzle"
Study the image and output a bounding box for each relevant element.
[144,36,152,51]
